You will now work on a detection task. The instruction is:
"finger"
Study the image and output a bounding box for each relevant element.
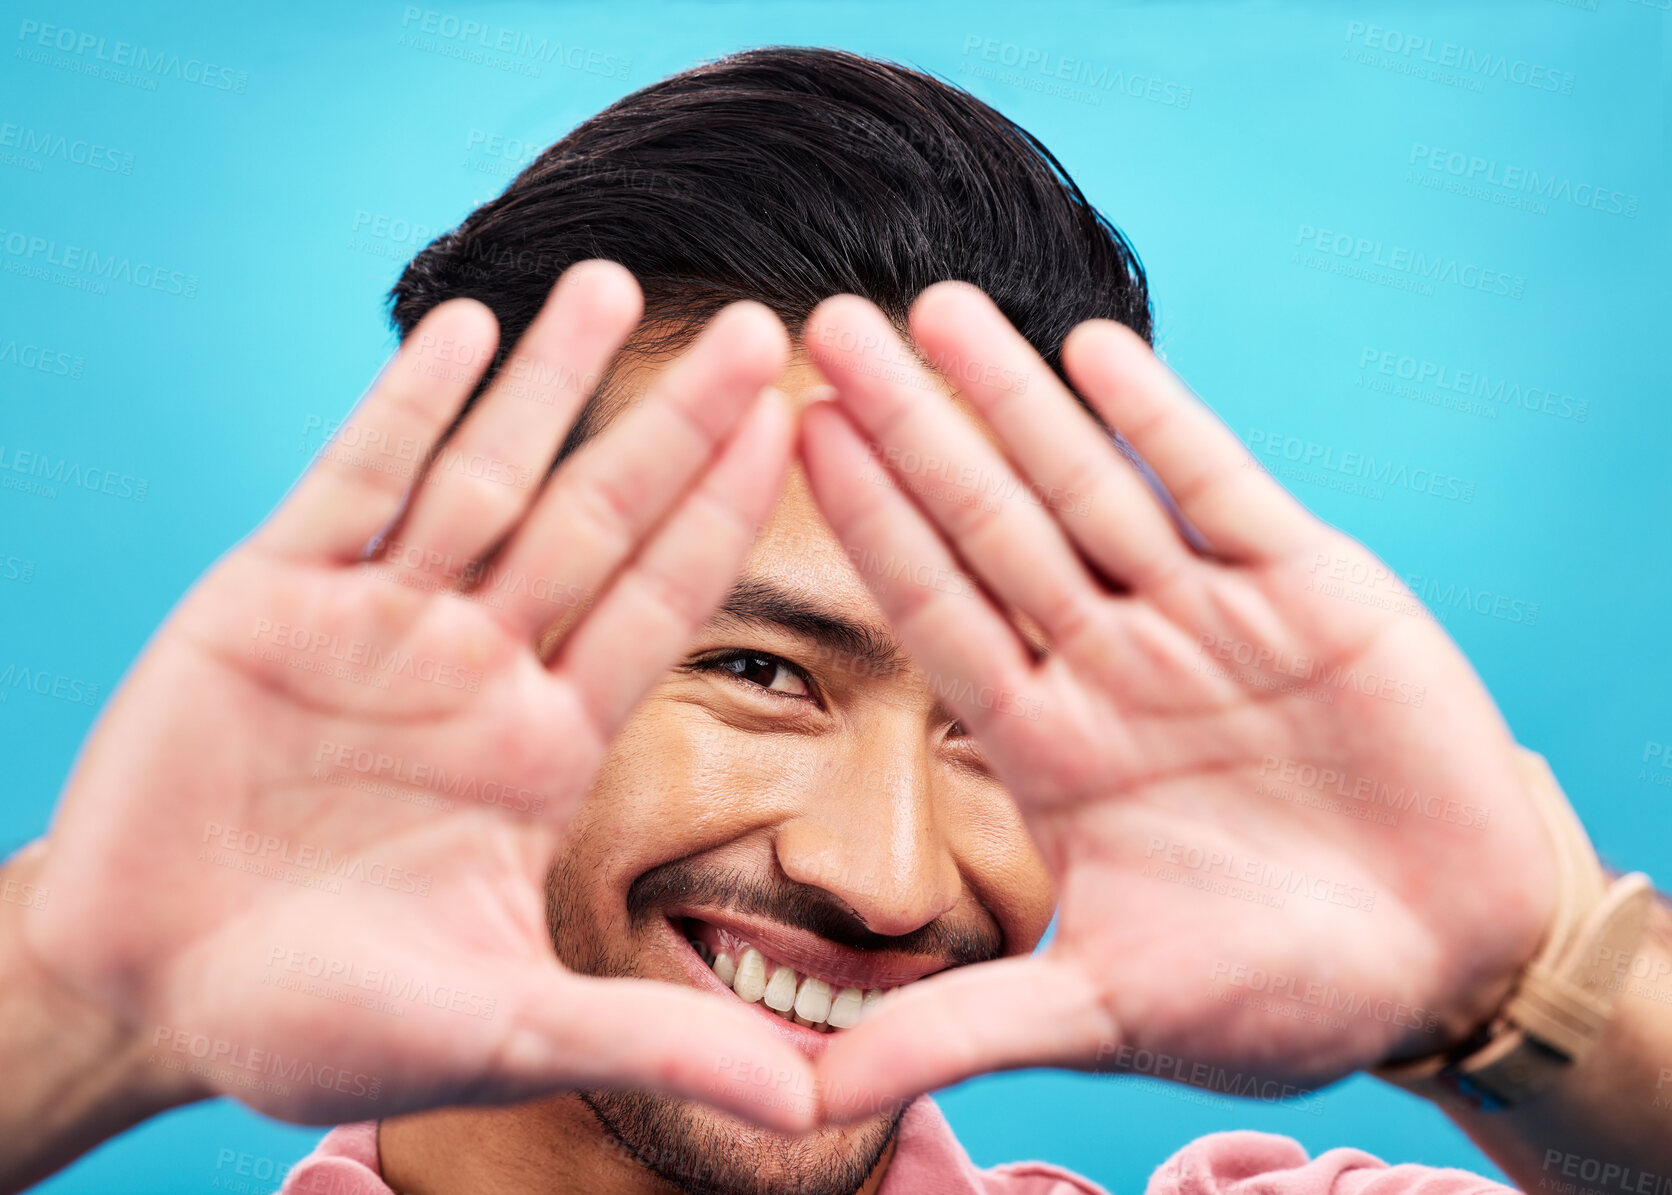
[258,299,500,562]
[500,967,820,1132]
[816,955,1115,1124]
[905,282,1192,591]
[797,400,1043,748]
[548,387,794,744]
[1062,320,1318,562]
[803,295,1115,650]
[387,261,642,589]
[485,302,789,640]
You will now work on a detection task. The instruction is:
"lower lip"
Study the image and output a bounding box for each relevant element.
[661,915,835,1058]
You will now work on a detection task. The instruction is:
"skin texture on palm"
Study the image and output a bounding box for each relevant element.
[378,349,1058,1195]
[16,262,822,1132]
[798,284,1558,1118]
[7,266,1666,1195]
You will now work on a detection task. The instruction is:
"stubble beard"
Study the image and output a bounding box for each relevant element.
[547,854,906,1195]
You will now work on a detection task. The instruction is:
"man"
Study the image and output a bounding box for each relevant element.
[1,46,1668,1195]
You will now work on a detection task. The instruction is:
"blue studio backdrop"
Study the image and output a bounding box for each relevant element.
[2,2,1668,1192]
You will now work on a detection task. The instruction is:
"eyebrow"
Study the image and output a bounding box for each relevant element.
[712,576,910,677]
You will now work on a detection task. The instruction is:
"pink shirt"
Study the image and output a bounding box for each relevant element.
[275,1099,1514,1195]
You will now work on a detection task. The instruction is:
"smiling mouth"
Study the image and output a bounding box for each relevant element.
[674,915,924,1034]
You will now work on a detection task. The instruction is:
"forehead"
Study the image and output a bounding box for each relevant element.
[608,345,941,625]
[597,334,1038,652]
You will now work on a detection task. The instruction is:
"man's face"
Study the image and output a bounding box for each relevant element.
[545,344,1057,1195]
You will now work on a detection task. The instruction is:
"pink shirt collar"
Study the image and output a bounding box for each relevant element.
[275,1100,1512,1195]
[274,1097,1108,1194]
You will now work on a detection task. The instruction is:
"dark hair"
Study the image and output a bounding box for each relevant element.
[389,46,1150,438]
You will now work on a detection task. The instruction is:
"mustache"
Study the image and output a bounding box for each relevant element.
[627,857,1005,967]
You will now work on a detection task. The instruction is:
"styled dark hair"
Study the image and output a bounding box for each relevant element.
[389,45,1151,436]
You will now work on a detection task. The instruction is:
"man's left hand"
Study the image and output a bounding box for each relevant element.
[797,284,1557,1120]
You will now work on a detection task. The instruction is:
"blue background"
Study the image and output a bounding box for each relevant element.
[2,1,1668,1191]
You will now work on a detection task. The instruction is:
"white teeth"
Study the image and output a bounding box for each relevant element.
[828,986,864,1029]
[763,964,798,1012]
[698,931,907,1031]
[733,948,767,1003]
[794,977,832,1023]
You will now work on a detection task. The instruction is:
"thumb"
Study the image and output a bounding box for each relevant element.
[814,954,1118,1124]
[491,963,822,1133]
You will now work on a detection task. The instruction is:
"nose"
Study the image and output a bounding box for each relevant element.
[773,737,962,937]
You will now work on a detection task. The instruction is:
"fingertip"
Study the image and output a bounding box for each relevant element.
[421,295,501,351]
[1063,318,1144,371]
[1061,320,1145,407]
[711,300,791,373]
[908,279,991,337]
[803,294,890,366]
[559,259,644,327]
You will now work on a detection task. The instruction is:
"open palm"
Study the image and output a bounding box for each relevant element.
[24,263,817,1130]
[799,284,1557,1118]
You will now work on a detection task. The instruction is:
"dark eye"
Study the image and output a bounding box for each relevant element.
[695,651,813,700]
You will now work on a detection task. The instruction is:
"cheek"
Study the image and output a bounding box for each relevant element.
[559,696,830,894]
[946,790,1058,953]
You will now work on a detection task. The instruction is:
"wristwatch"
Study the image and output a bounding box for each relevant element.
[1373,748,1655,1111]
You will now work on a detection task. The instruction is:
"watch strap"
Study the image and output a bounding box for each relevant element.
[1373,748,1654,1110]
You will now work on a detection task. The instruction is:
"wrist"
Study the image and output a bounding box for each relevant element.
[1438,900,1672,1189]
[0,841,204,1193]
[1374,749,1655,1113]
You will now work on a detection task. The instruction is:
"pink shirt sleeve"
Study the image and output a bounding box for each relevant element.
[277,1122,387,1195]
[1144,1131,1516,1195]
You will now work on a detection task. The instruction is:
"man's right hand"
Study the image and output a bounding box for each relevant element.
[12,261,816,1136]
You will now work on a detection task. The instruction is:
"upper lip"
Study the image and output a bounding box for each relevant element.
[667,904,956,991]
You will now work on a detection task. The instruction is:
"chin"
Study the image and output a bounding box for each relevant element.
[580,1085,904,1195]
